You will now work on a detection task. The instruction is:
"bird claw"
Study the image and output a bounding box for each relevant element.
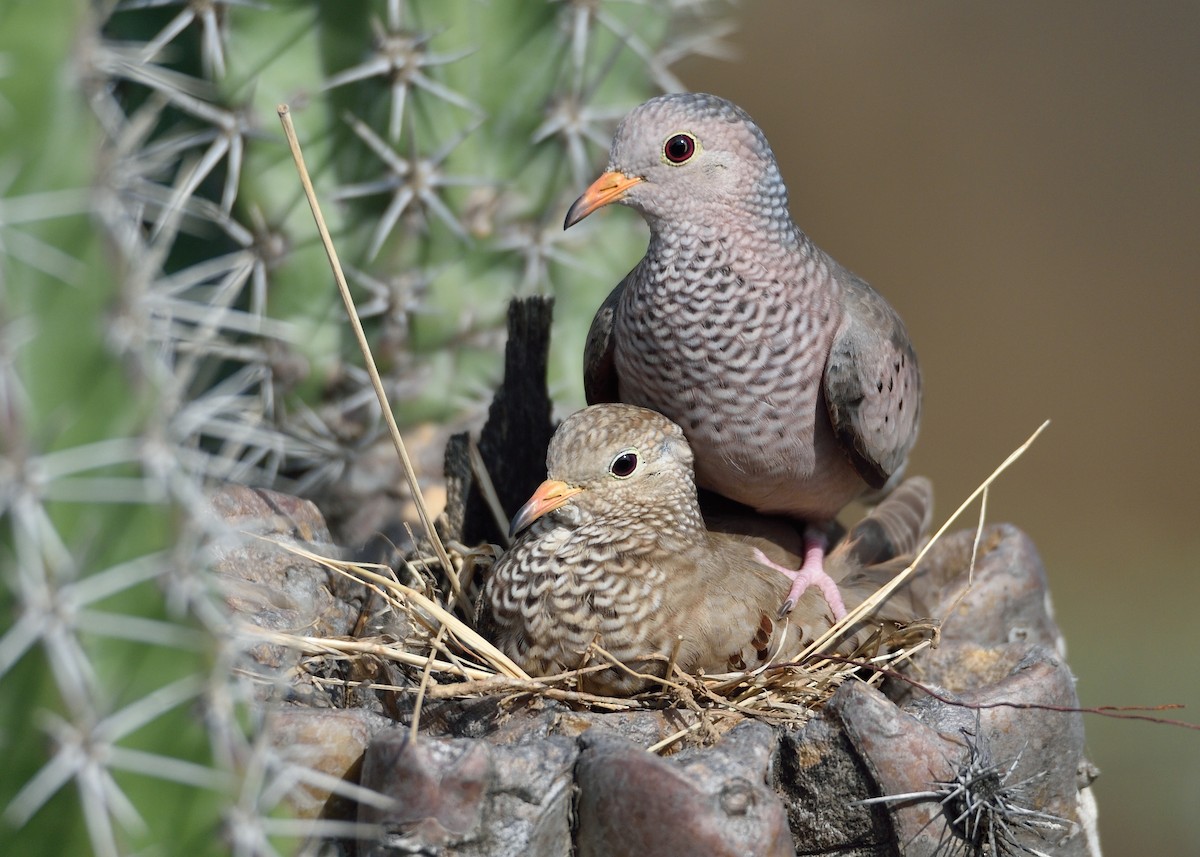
[754,541,847,622]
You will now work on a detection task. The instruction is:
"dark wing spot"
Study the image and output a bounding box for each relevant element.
[876,380,884,393]
[752,616,772,649]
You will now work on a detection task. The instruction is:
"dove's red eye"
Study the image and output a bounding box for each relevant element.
[609,451,639,478]
[663,133,696,164]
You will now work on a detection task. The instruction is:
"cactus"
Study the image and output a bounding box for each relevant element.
[0,0,738,854]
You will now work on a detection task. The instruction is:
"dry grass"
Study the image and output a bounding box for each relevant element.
[268,107,1050,751]
[243,416,1045,751]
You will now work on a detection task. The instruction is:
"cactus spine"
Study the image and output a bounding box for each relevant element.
[0,1,736,854]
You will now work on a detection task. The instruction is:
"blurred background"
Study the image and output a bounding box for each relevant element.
[671,2,1200,854]
[1,1,1195,855]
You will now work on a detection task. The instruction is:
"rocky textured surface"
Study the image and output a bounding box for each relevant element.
[209,300,1100,855]
[213,481,1101,856]
[210,485,365,678]
[575,723,794,857]
[358,731,576,857]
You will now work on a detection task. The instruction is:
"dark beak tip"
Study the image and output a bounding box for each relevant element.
[563,199,585,230]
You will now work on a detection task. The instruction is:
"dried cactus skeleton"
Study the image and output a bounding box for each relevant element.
[0,1,739,854]
[858,724,1073,857]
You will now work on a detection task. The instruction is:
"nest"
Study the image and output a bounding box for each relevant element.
[255,122,1048,752]
[255,532,939,750]
[248,391,1046,751]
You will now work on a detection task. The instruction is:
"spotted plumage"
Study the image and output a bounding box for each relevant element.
[566,92,922,611]
[477,404,933,696]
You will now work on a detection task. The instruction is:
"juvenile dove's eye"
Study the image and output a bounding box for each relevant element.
[572,93,921,625]
[609,451,639,478]
[664,133,696,164]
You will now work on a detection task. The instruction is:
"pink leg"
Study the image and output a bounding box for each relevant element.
[753,530,847,621]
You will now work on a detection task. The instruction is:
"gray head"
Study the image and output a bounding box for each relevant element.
[507,403,699,536]
[564,92,790,230]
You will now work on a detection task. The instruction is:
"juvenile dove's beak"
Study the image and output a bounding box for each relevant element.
[564,170,644,228]
[509,479,584,538]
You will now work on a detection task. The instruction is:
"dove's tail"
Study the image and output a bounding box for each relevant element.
[840,476,933,568]
[829,476,935,631]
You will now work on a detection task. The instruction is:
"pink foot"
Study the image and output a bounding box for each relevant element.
[753,532,847,621]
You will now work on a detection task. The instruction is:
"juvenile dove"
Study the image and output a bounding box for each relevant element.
[565,93,921,616]
[477,404,932,696]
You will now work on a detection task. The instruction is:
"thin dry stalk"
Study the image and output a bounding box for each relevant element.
[237,147,1051,739]
[799,420,1049,662]
[276,105,466,614]
[647,721,705,753]
[468,436,513,549]
[410,623,447,740]
[255,534,530,680]
[252,629,495,680]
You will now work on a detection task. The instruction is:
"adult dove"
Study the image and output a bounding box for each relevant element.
[565,93,921,617]
[477,404,932,696]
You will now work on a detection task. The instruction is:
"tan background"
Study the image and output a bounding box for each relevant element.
[675,2,1199,854]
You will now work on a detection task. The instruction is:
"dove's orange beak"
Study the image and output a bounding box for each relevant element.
[509,479,584,538]
[564,170,644,228]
